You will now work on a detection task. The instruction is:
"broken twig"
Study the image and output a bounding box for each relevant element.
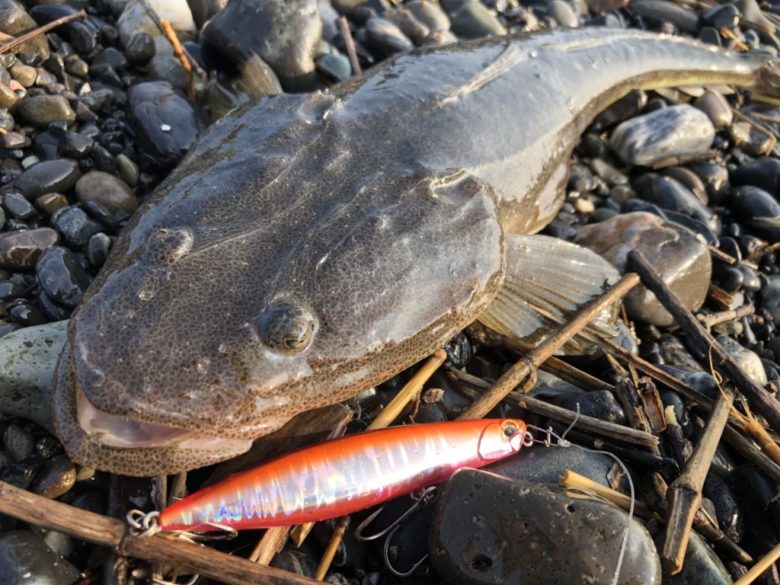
[0,10,86,54]
[662,384,734,574]
[627,250,780,434]
[339,16,362,76]
[0,480,321,585]
[734,542,780,585]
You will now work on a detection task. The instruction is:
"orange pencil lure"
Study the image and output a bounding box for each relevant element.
[159,419,529,532]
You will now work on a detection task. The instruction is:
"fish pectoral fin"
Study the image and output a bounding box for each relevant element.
[477,234,621,354]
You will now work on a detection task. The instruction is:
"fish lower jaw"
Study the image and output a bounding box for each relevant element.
[76,386,251,452]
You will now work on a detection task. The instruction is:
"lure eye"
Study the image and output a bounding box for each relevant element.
[258,299,317,354]
[502,422,519,437]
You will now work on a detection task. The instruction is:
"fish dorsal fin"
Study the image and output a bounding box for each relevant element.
[478,234,620,353]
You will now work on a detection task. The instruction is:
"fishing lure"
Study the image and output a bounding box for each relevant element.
[158,419,529,532]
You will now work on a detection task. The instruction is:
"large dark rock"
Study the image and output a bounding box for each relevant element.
[202,0,322,90]
[127,81,206,172]
[430,469,661,585]
[576,212,711,326]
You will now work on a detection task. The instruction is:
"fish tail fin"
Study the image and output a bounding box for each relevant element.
[477,234,621,354]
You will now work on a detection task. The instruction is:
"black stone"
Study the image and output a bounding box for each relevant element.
[0,530,81,585]
[125,32,155,65]
[430,470,661,584]
[8,301,46,326]
[730,157,780,194]
[30,5,98,56]
[91,46,127,70]
[0,278,28,300]
[58,131,94,159]
[31,130,61,160]
[730,186,780,241]
[3,191,37,221]
[14,159,81,199]
[51,206,103,250]
[90,63,123,87]
[718,266,744,293]
[700,4,740,29]
[35,246,91,308]
[634,173,719,233]
[703,474,743,544]
[737,264,761,292]
[36,290,70,321]
[127,81,205,172]
[202,0,322,90]
[86,232,111,268]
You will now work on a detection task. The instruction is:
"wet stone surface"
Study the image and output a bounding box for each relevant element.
[13,159,81,199]
[202,0,322,91]
[576,212,711,326]
[610,104,715,166]
[127,81,205,172]
[35,246,91,309]
[0,530,80,585]
[0,228,59,270]
[430,469,662,585]
[662,531,731,585]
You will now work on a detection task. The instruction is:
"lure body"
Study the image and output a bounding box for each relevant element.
[160,419,527,531]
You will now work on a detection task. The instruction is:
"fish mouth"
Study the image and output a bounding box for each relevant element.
[76,386,251,451]
[53,342,253,476]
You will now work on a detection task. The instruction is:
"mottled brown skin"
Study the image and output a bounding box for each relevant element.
[53,28,778,475]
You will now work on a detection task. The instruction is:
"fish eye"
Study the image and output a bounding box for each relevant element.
[258,299,317,355]
[502,422,519,437]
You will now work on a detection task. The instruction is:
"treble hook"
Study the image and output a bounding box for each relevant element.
[354,486,438,577]
[354,485,437,541]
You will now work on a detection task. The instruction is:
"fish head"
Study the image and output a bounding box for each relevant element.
[477,419,529,462]
[52,143,505,476]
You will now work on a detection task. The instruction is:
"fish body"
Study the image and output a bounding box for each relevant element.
[159,419,527,531]
[53,28,780,476]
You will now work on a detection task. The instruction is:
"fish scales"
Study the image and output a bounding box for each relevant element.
[53,28,780,475]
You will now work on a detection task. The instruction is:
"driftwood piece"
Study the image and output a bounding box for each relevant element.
[0,481,321,585]
[542,356,616,392]
[697,305,755,329]
[625,250,742,573]
[662,385,735,574]
[512,393,659,447]
[721,423,780,484]
[459,273,640,419]
[627,250,780,433]
[600,337,780,467]
[339,16,362,76]
[734,542,780,585]
[446,368,658,447]
[551,427,678,473]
